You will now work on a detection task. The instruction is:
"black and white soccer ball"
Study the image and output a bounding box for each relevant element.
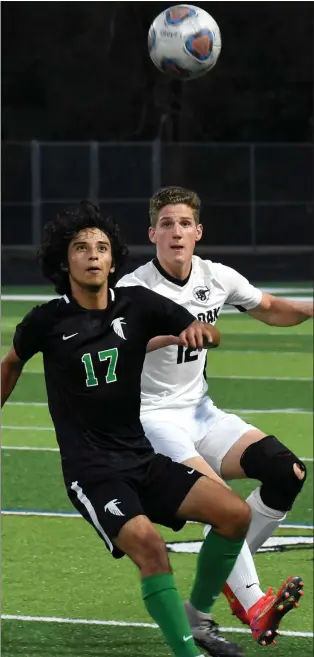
[148,4,222,80]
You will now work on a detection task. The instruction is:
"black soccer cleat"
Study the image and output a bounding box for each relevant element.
[184,601,244,657]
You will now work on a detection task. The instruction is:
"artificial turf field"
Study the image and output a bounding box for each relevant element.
[1,285,313,657]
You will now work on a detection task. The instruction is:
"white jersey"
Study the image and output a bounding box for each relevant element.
[117,256,262,410]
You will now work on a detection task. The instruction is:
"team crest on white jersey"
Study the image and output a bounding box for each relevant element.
[193,286,210,303]
[104,499,125,516]
[111,317,127,340]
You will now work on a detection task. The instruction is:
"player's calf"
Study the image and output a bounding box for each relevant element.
[116,517,206,657]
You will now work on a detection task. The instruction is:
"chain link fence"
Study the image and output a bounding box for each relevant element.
[2,141,313,249]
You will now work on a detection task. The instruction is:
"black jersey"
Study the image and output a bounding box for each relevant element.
[13,286,194,483]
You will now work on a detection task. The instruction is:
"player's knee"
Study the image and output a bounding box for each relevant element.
[134,527,170,574]
[240,435,307,512]
[227,498,251,539]
[217,494,251,540]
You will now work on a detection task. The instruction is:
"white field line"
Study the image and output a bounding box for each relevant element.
[2,510,313,531]
[220,351,313,356]
[2,351,312,359]
[209,375,312,381]
[6,401,48,406]
[1,444,313,467]
[1,613,313,638]
[1,446,313,463]
[14,372,314,380]
[2,445,59,451]
[5,401,313,414]
[227,408,312,414]
[2,426,54,431]
[2,510,81,518]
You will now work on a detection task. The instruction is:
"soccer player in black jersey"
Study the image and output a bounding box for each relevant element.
[1,201,251,657]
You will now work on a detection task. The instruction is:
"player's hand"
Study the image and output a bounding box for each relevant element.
[178,320,220,350]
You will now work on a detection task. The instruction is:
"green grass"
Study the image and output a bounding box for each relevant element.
[2,623,312,657]
[1,291,313,657]
[2,516,314,625]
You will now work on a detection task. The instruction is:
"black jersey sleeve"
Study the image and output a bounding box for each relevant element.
[13,304,50,361]
[127,286,195,341]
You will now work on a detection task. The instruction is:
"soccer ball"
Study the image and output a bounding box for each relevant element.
[148,4,221,80]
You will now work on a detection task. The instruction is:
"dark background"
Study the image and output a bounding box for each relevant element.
[2,1,314,283]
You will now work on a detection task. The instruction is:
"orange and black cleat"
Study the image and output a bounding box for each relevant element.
[248,576,304,646]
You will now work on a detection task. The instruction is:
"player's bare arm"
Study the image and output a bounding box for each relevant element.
[248,293,313,326]
[146,321,220,352]
[1,346,24,407]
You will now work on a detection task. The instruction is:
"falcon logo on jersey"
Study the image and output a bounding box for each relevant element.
[104,499,125,516]
[193,286,210,303]
[111,317,127,340]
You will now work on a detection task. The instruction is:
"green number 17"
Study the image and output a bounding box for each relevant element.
[81,348,118,387]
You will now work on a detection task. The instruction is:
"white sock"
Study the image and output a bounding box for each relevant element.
[203,525,265,612]
[246,486,286,555]
[226,540,264,612]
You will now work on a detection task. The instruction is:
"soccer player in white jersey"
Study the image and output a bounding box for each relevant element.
[117,186,312,647]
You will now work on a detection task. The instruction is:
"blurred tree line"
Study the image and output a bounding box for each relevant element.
[2,1,313,142]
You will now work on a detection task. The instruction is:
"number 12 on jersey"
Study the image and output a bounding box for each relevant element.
[81,348,118,387]
[177,346,199,364]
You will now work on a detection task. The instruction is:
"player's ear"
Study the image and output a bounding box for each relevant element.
[110,266,115,273]
[148,226,157,244]
[195,223,203,242]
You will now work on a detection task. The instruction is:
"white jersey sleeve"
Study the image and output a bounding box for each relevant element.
[117,262,160,290]
[212,264,262,310]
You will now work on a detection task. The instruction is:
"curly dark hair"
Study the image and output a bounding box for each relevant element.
[38,200,129,295]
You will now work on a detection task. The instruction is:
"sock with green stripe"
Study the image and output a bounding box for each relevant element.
[190,531,245,613]
[142,572,204,657]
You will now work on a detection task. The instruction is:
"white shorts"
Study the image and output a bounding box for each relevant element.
[141,397,256,477]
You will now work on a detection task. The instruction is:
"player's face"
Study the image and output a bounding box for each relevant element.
[149,204,203,269]
[67,228,114,290]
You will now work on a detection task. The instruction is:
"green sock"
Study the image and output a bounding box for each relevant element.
[190,531,245,613]
[142,573,203,657]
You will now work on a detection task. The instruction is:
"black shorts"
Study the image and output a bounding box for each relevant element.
[67,453,202,558]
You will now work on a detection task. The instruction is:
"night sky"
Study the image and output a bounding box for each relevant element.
[2,2,313,142]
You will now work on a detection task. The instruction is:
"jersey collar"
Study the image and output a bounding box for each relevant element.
[152,258,192,287]
[62,288,115,313]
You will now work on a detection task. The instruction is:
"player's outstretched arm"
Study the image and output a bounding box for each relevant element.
[1,346,24,407]
[146,321,220,353]
[146,335,182,352]
[248,293,313,327]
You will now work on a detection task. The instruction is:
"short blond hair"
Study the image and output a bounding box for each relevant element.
[149,186,201,227]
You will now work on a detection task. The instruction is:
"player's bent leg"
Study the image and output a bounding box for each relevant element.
[220,432,306,644]
[189,444,266,625]
[181,456,266,648]
[220,431,307,553]
[176,477,248,657]
[70,480,205,657]
[194,415,306,643]
[115,515,206,657]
